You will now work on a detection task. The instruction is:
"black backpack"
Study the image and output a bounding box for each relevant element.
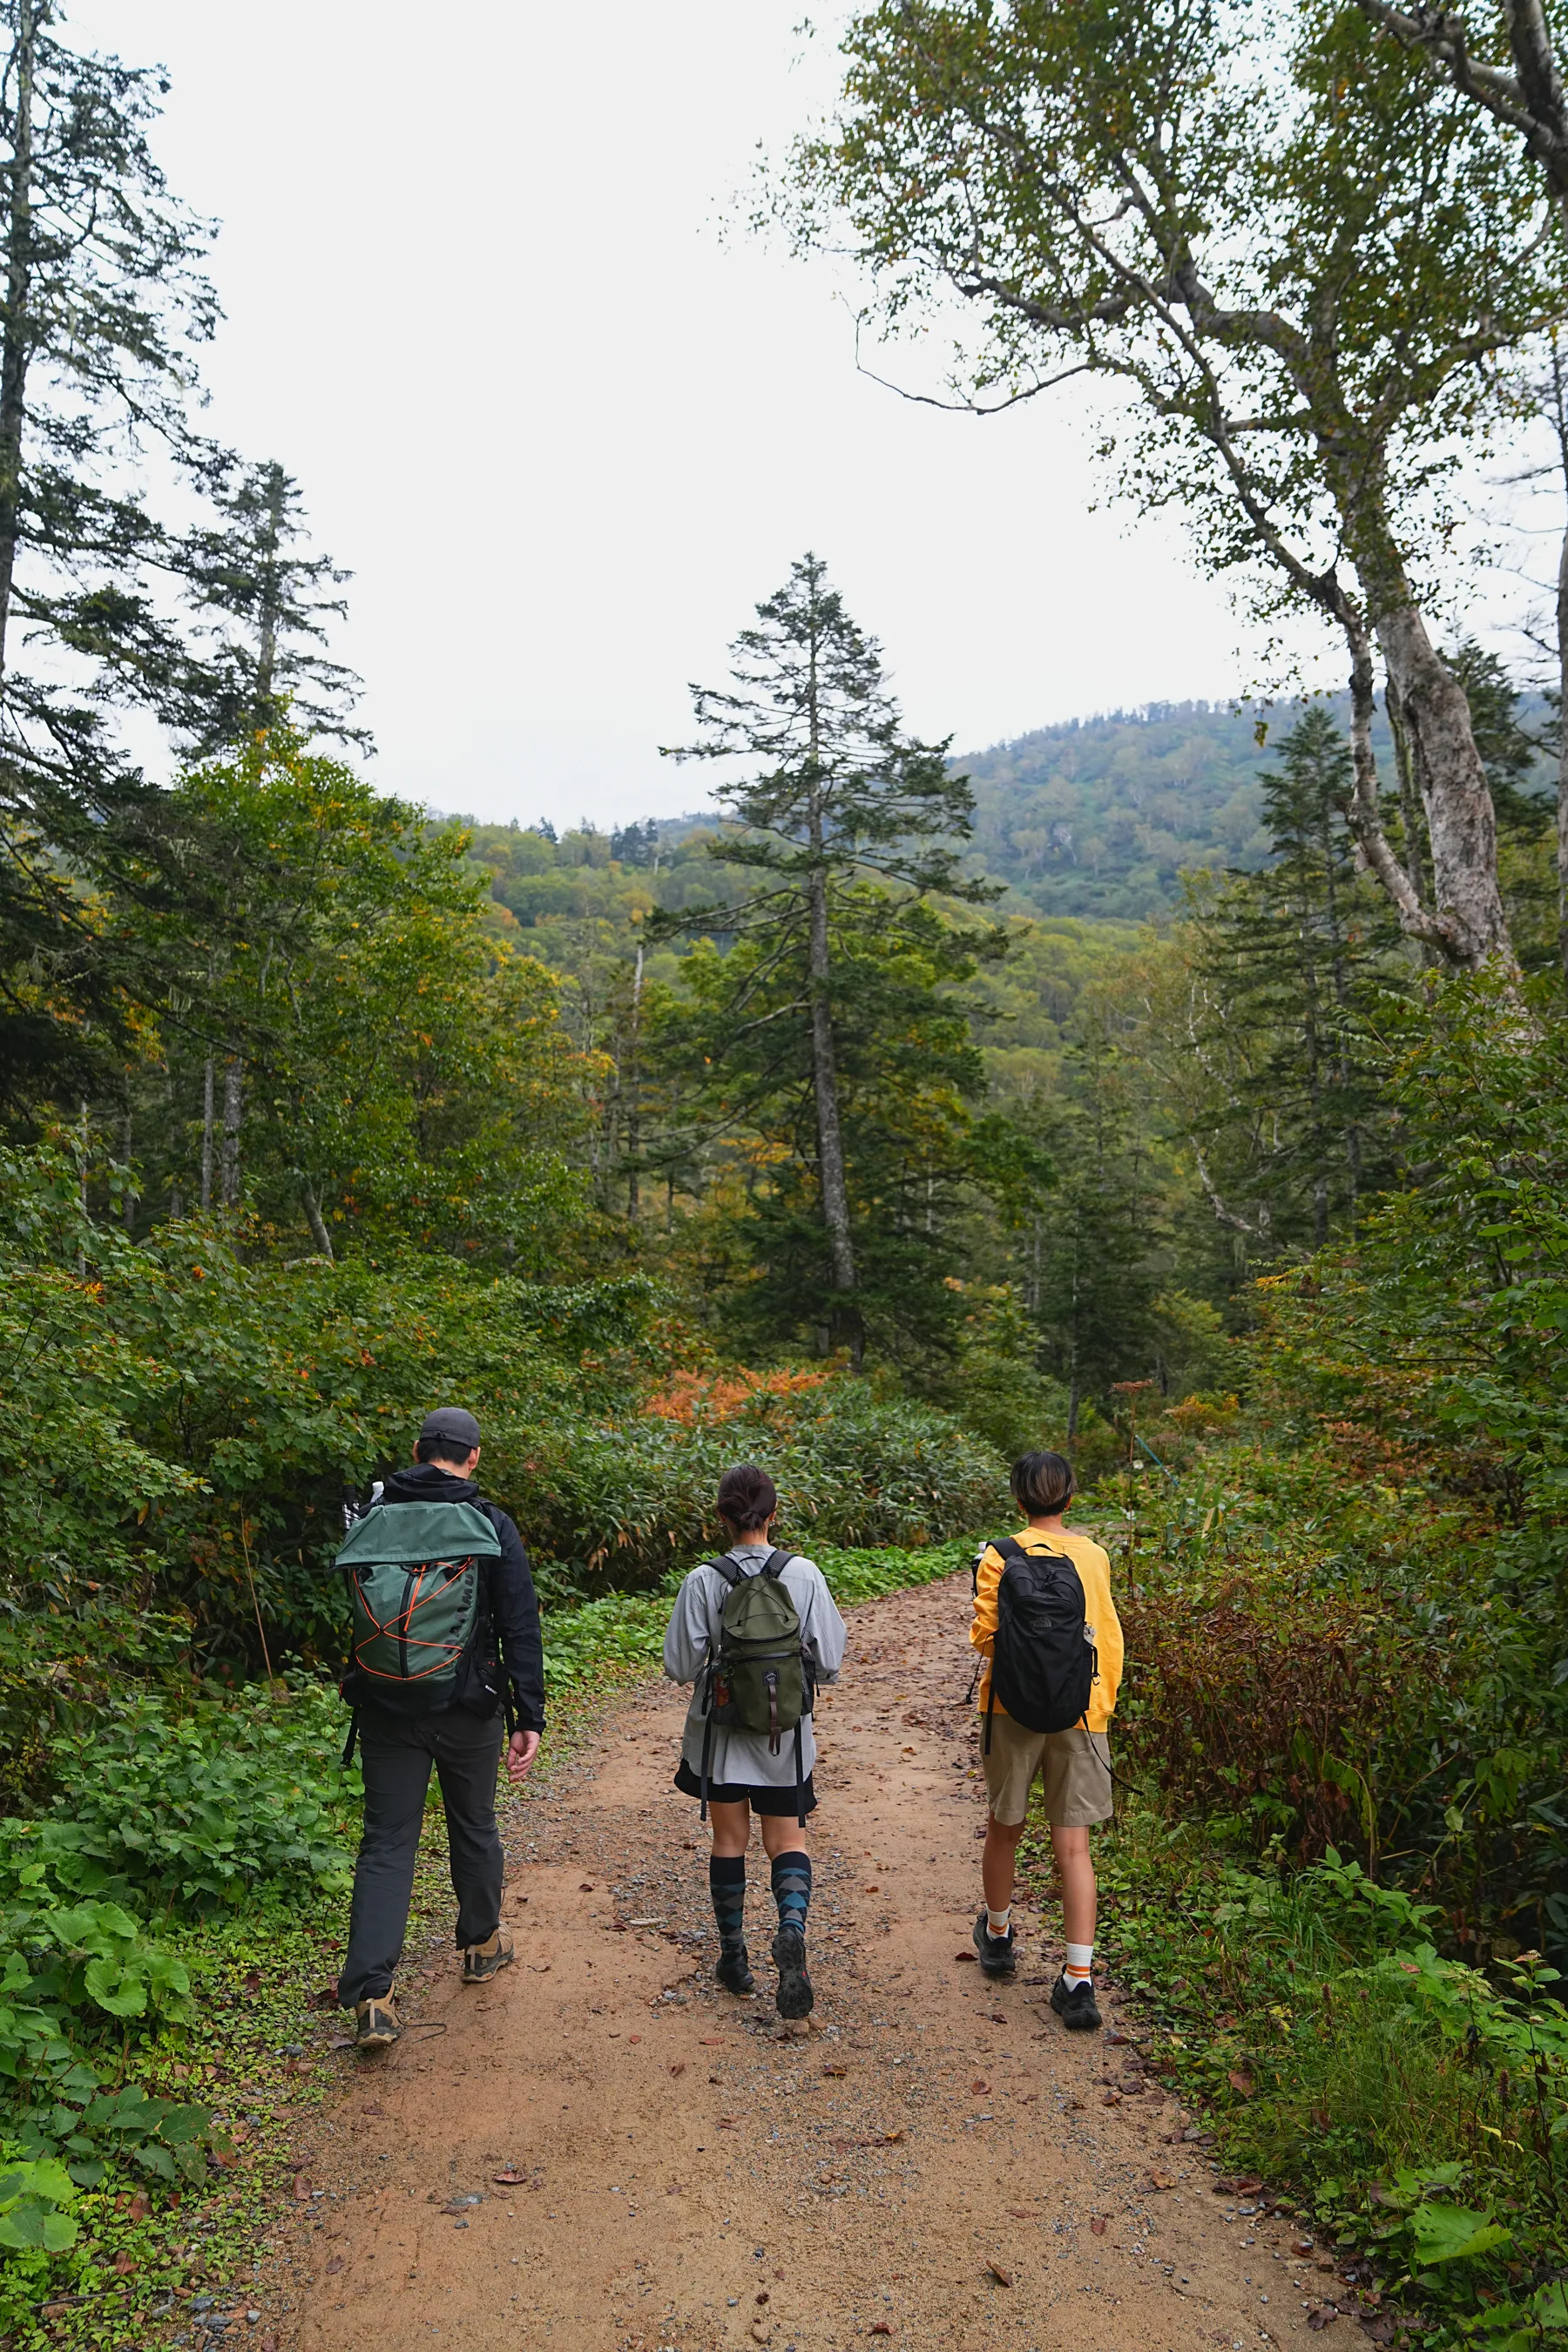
[974,1536,1098,1753]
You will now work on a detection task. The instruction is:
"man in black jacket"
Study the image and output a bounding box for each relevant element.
[337,1406,545,2049]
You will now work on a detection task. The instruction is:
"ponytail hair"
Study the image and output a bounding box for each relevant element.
[716,1462,778,1533]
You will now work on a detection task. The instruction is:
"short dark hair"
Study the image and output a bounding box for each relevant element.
[416,1436,477,1468]
[1011,1450,1074,1517]
[716,1462,778,1531]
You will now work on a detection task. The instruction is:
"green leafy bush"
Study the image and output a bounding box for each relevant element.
[41,1683,358,1911]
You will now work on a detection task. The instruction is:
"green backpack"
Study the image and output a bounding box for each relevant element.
[698,1549,814,1824]
[336,1499,503,1723]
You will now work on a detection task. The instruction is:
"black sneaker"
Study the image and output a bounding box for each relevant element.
[972,1909,1017,1979]
[1050,1970,1102,2031]
[772,1924,814,2019]
[716,1940,756,1996]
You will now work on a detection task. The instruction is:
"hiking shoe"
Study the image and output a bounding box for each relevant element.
[1050,1970,1102,2031]
[773,1924,814,2020]
[355,1994,401,2050]
[716,1941,756,1996]
[973,1909,1017,1979]
[462,1926,515,1985]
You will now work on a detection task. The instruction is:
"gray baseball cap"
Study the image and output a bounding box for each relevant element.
[418,1406,481,1451]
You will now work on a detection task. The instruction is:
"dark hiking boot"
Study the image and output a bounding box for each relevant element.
[973,1909,1017,1979]
[355,1994,401,2050]
[462,1926,515,1985]
[1050,1970,1102,2031]
[773,1924,814,2020]
[716,1939,756,1996]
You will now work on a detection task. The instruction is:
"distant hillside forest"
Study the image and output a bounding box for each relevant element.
[492,687,1551,925]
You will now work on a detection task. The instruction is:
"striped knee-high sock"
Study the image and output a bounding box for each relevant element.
[709,1855,746,1947]
[770,1850,812,1941]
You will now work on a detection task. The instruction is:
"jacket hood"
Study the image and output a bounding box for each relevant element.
[382,1463,483,1508]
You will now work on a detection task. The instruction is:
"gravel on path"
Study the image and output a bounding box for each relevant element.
[277,1571,1330,2352]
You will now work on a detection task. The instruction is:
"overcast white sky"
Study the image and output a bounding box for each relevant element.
[70,1,1503,828]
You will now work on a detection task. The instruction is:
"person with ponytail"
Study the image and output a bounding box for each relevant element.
[663,1463,847,2019]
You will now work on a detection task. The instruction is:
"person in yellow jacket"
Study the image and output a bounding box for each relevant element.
[969,1449,1123,2030]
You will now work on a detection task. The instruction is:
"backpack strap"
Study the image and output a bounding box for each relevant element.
[971,1534,1026,1597]
[761,1548,795,1579]
[706,1552,746,1588]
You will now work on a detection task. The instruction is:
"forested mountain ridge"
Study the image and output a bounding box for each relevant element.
[484,691,1549,926]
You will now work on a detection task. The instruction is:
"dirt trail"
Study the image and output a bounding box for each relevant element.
[280,1572,1333,2352]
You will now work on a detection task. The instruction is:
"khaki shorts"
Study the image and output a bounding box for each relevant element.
[980,1713,1113,1828]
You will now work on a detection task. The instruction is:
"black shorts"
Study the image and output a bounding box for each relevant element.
[673,1759,818,1816]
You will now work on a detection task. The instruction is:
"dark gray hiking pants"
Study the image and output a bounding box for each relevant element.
[337,1702,506,2008]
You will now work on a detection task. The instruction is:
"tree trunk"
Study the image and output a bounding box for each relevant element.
[299,1174,334,1260]
[1376,605,1510,969]
[220,1055,242,1208]
[0,0,36,686]
[200,1056,214,1210]
[625,942,644,1220]
[802,607,857,1349]
[808,865,856,1301]
[1558,508,1568,998]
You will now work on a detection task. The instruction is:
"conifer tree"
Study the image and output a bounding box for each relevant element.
[177,457,368,754]
[661,553,994,1360]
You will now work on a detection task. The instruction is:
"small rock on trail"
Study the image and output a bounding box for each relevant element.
[276,1573,1322,2351]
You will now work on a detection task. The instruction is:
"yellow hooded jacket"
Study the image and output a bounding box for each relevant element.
[970,1526,1124,1736]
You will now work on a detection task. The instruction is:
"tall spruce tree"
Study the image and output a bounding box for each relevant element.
[660,553,994,1360]
[178,456,368,754]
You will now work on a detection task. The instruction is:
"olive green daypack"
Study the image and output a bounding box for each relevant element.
[698,1549,814,1825]
[335,1499,502,1718]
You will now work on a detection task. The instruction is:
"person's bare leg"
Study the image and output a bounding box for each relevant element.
[1050,1824,1097,1945]
[708,1800,752,1859]
[982,1813,1025,1913]
[759,1815,808,1860]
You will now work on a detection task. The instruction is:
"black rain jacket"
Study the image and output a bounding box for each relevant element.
[346,1462,546,1733]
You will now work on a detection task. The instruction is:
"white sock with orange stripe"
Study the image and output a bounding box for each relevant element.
[1064,1941,1093,1985]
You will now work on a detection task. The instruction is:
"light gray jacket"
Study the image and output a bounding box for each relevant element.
[662,1543,848,1788]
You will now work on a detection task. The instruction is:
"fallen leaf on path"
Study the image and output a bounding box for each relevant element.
[578,1882,596,1892]
[700,2037,723,2045]
[986,2262,1013,2287]
[1006,2208,1034,2220]
[291,2173,312,2201]
[869,2324,893,2336]
[1065,2099,1085,2111]
[1105,2029,1131,2044]
[669,2062,686,2078]
[125,2191,149,2221]
[492,2170,524,2186]
[1101,2090,1122,2105]
[987,2011,1007,2024]
[1148,2172,1176,2191]
[1089,2218,1106,2236]
[112,2250,134,2274]
[821,2065,847,2078]
[875,2130,905,2145]
[241,1969,260,1995]
[325,2257,343,2277]
[1227,2069,1256,2099]
[956,1952,977,1963]
[628,2034,641,2044]
[1306,2314,1338,2332]
[362,2104,383,2119]
[971,2079,990,2095]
